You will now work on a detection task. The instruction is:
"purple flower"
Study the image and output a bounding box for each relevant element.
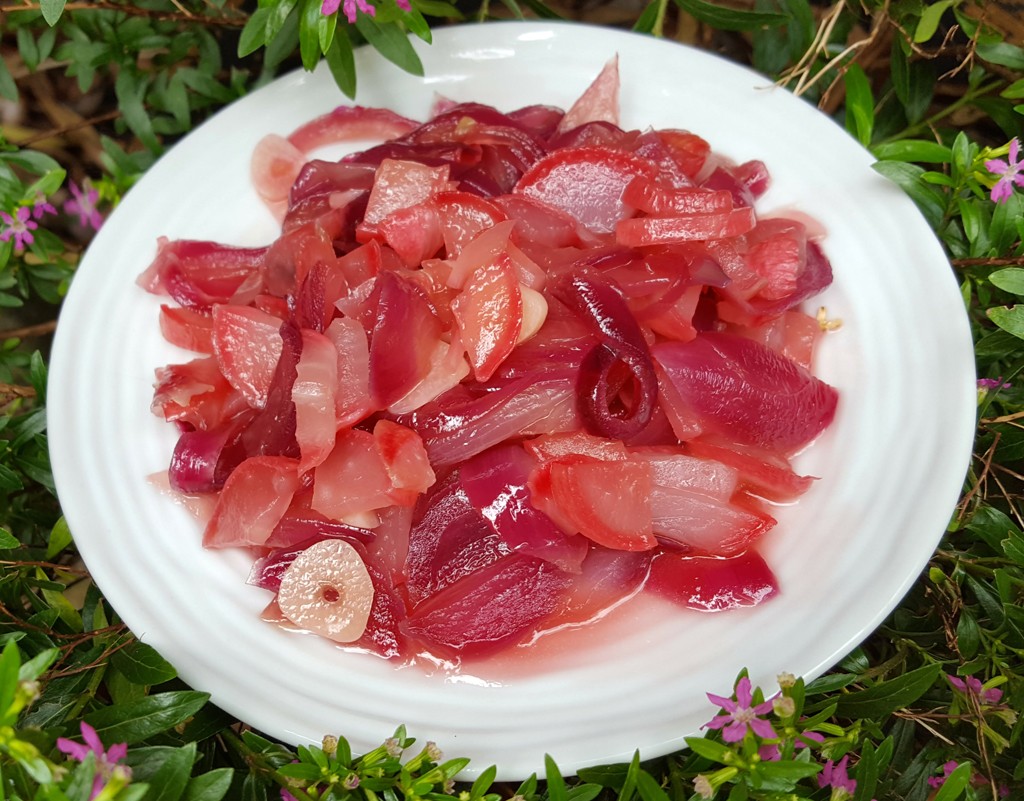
[928,760,960,789]
[64,180,104,231]
[322,0,375,21]
[978,377,1011,391]
[985,138,1024,203]
[322,0,409,21]
[0,206,38,251]
[31,192,57,220]
[946,674,1003,704]
[819,756,857,795]
[757,728,824,761]
[56,722,130,800]
[704,676,777,743]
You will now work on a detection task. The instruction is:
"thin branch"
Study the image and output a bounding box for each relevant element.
[0,383,36,399]
[953,256,1024,268]
[0,1,246,27]
[0,320,57,340]
[9,110,123,149]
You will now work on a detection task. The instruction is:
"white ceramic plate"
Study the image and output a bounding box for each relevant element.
[48,21,975,780]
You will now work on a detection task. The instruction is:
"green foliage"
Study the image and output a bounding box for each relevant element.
[0,0,1022,799]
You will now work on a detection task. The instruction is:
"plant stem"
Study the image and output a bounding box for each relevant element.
[877,79,1004,144]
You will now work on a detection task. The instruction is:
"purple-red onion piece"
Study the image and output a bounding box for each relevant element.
[459,444,588,573]
[239,321,302,459]
[577,340,658,441]
[169,427,235,494]
[552,272,658,439]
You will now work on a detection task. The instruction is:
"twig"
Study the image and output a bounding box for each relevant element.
[9,110,123,149]
[0,560,90,576]
[958,435,998,521]
[953,257,1024,268]
[0,1,245,27]
[0,320,57,340]
[981,410,1024,424]
[0,383,36,399]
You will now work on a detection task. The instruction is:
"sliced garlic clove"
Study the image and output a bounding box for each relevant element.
[277,539,374,643]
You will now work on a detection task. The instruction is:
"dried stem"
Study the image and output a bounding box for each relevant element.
[0,320,57,340]
[0,383,36,399]
[10,110,123,149]
[0,1,245,27]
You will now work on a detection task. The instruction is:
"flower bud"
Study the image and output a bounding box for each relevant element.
[773,696,796,718]
[322,735,339,757]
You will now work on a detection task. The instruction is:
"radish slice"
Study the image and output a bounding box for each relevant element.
[277,539,374,643]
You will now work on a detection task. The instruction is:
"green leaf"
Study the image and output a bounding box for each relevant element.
[754,760,821,783]
[46,516,72,559]
[354,17,424,76]
[0,641,20,722]
[914,0,955,43]
[0,529,19,549]
[183,769,234,801]
[142,743,196,801]
[576,763,627,789]
[967,504,1021,550]
[632,0,661,33]
[987,305,1024,340]
[565,785,602,801]
[871,161,945,228]
[873,139,951,163]
[1003,78,1024,100]
[40,0,66,25]
[0,53,18,102]
[412,0,463,17]
[544,754,568,801]
[834,664,941,719]
[635,770,670,801]
[299,0,323,72]
[1002,533,1024,566]
[890,40,934,125]
[932,761,972,801]
[111,641,178,686]
[990,267,1024,296]
[843,63,874,146]
[266,0,300,43]
[17,27,40,72]
[326,27,356,98]
[238,6,272,57]
[403,8,433,43]
[977,41,1024,71]
[672,0,786,31]
[115,70,160,154]
[683,737,734,763]
[319,7,338,52]
[853,739,880,801]
[85,691,210,744]
[956,607,980,660]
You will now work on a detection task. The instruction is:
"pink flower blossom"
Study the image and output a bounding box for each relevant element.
[321,0,409,21]
[704,676,777,742]
[31,192,57,220]
[56,722,130,800]
[978,377,1011,391]
[0,206,38,251]
[64,180,104,231]
[928,760,960,789]
[928,762,1010,798]
[757,728,824,761]
[985,138,1024,203]
[946,674,1003,704]
[819,756,857,796]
